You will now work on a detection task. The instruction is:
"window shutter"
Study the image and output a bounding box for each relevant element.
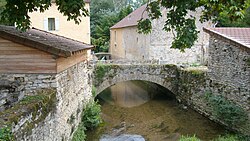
[44,18,48,31]
[55,18,59,31]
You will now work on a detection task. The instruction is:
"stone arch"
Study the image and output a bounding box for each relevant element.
[94,73,177,96]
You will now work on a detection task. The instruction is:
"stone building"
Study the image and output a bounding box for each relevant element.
[0,25,93,140]
[204,27,250,104]
[110,4,213,64]
[29,0,91,43]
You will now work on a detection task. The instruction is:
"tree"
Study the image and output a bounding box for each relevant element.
[1,0,89,30]
[0,0,248,51]
[217,0,250,27]
[90,0,143,52]
[92,6,133,52]
[0,0,7,24]
[138,0,248,51]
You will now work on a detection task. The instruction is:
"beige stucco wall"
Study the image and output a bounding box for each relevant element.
[110,27,150,60]
[110,28,125,59]
[110,9,212,64]
[29,3,90,44]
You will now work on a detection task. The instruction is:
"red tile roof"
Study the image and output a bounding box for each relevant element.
[0,25,93,57]
[204,27,250,49]
[111,4,149,29]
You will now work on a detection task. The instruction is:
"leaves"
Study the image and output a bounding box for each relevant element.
[0,0,88,30]
[138,0,248,51]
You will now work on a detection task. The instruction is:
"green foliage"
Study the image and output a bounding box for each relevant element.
[91,6,133,52]
[138,0,247,51]
[138,19,152,34]
[217,5,250,27]
[19,94,48,105]
[179,135,201,141]
[205,93,248,127]
[92,86,97,97]
[213,134,239,141]
[0,127,14,141]
[72,101,102,141]
[90,0,146,52]
[82,101,102,130]
[246,58,250,66]
[0,89,56,141]
[94,64,112,83]
[0,0,89,30]
[72,123,86,141]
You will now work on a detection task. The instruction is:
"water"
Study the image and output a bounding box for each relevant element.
[87,81,226,141]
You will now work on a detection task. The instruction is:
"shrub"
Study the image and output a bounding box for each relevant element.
[213,134,238,141]
[205,93,248,127]
[82,101,102,130]
[72,123,86,141]
[179,135,201,141]
[0,127,14,141]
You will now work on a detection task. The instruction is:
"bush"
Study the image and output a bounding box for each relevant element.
[179,135,201,141]
[0,127,14,141]
[82,101,102,130]
[72,100,102,140]
[213,134,239,141]
[72,123,86,141]
[205,93,248,127]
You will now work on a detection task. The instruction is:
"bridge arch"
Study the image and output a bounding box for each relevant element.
[93,64,179,95]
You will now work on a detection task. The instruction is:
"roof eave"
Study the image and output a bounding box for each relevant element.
[110,24,137,29]
[203,27,250,49]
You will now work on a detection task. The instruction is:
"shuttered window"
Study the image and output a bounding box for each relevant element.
[48,18,55,31]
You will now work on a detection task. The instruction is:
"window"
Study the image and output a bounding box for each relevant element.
[48,18,55,31]
[44,17,59,31]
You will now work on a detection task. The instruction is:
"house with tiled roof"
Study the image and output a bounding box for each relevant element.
[0,25,94,140]
[204,28,250,89]
[29,0,91,43]
[110,5,213,64]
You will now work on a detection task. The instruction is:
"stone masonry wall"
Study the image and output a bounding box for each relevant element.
[93,63,250,135]
[0,74,57,111]
[20,61,93,141]
[0,61,93,141]
[208,36,250,97]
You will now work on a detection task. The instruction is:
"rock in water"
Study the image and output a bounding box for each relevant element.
[100,134,145,141]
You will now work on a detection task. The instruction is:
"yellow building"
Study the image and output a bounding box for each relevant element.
[29,0,91,44]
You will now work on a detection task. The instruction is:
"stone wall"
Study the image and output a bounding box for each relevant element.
[93,63,250,135]
[93,64,179,95]
[207,36,250,101]
[109,8,212,65]
[0,74,57,112]
[178,67,250,135]
[0,61,93,141]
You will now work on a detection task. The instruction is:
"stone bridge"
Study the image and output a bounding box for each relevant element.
[92,60,250,135]
[92,60,208,102]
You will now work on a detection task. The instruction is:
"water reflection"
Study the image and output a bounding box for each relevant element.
[98,81,157,108]
[88,80,226,141]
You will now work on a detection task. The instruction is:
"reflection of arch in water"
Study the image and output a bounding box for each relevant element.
[97,80,175,108]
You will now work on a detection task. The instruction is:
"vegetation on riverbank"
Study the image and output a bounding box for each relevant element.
[72,100,102,141]
[180,134,250,141]
[0,89,56,141]
[205,93,248,128]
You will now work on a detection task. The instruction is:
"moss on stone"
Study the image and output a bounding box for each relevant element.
[246,58,250,66]
[94,64,120,85]
[0,89,57,139]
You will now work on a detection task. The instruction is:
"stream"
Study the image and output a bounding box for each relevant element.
[86,80,227,141]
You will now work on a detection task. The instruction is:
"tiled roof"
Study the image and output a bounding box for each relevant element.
[204,27,250,49]
[0,25,93,57]
[85,0,91,3]
[111,4,149,29]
